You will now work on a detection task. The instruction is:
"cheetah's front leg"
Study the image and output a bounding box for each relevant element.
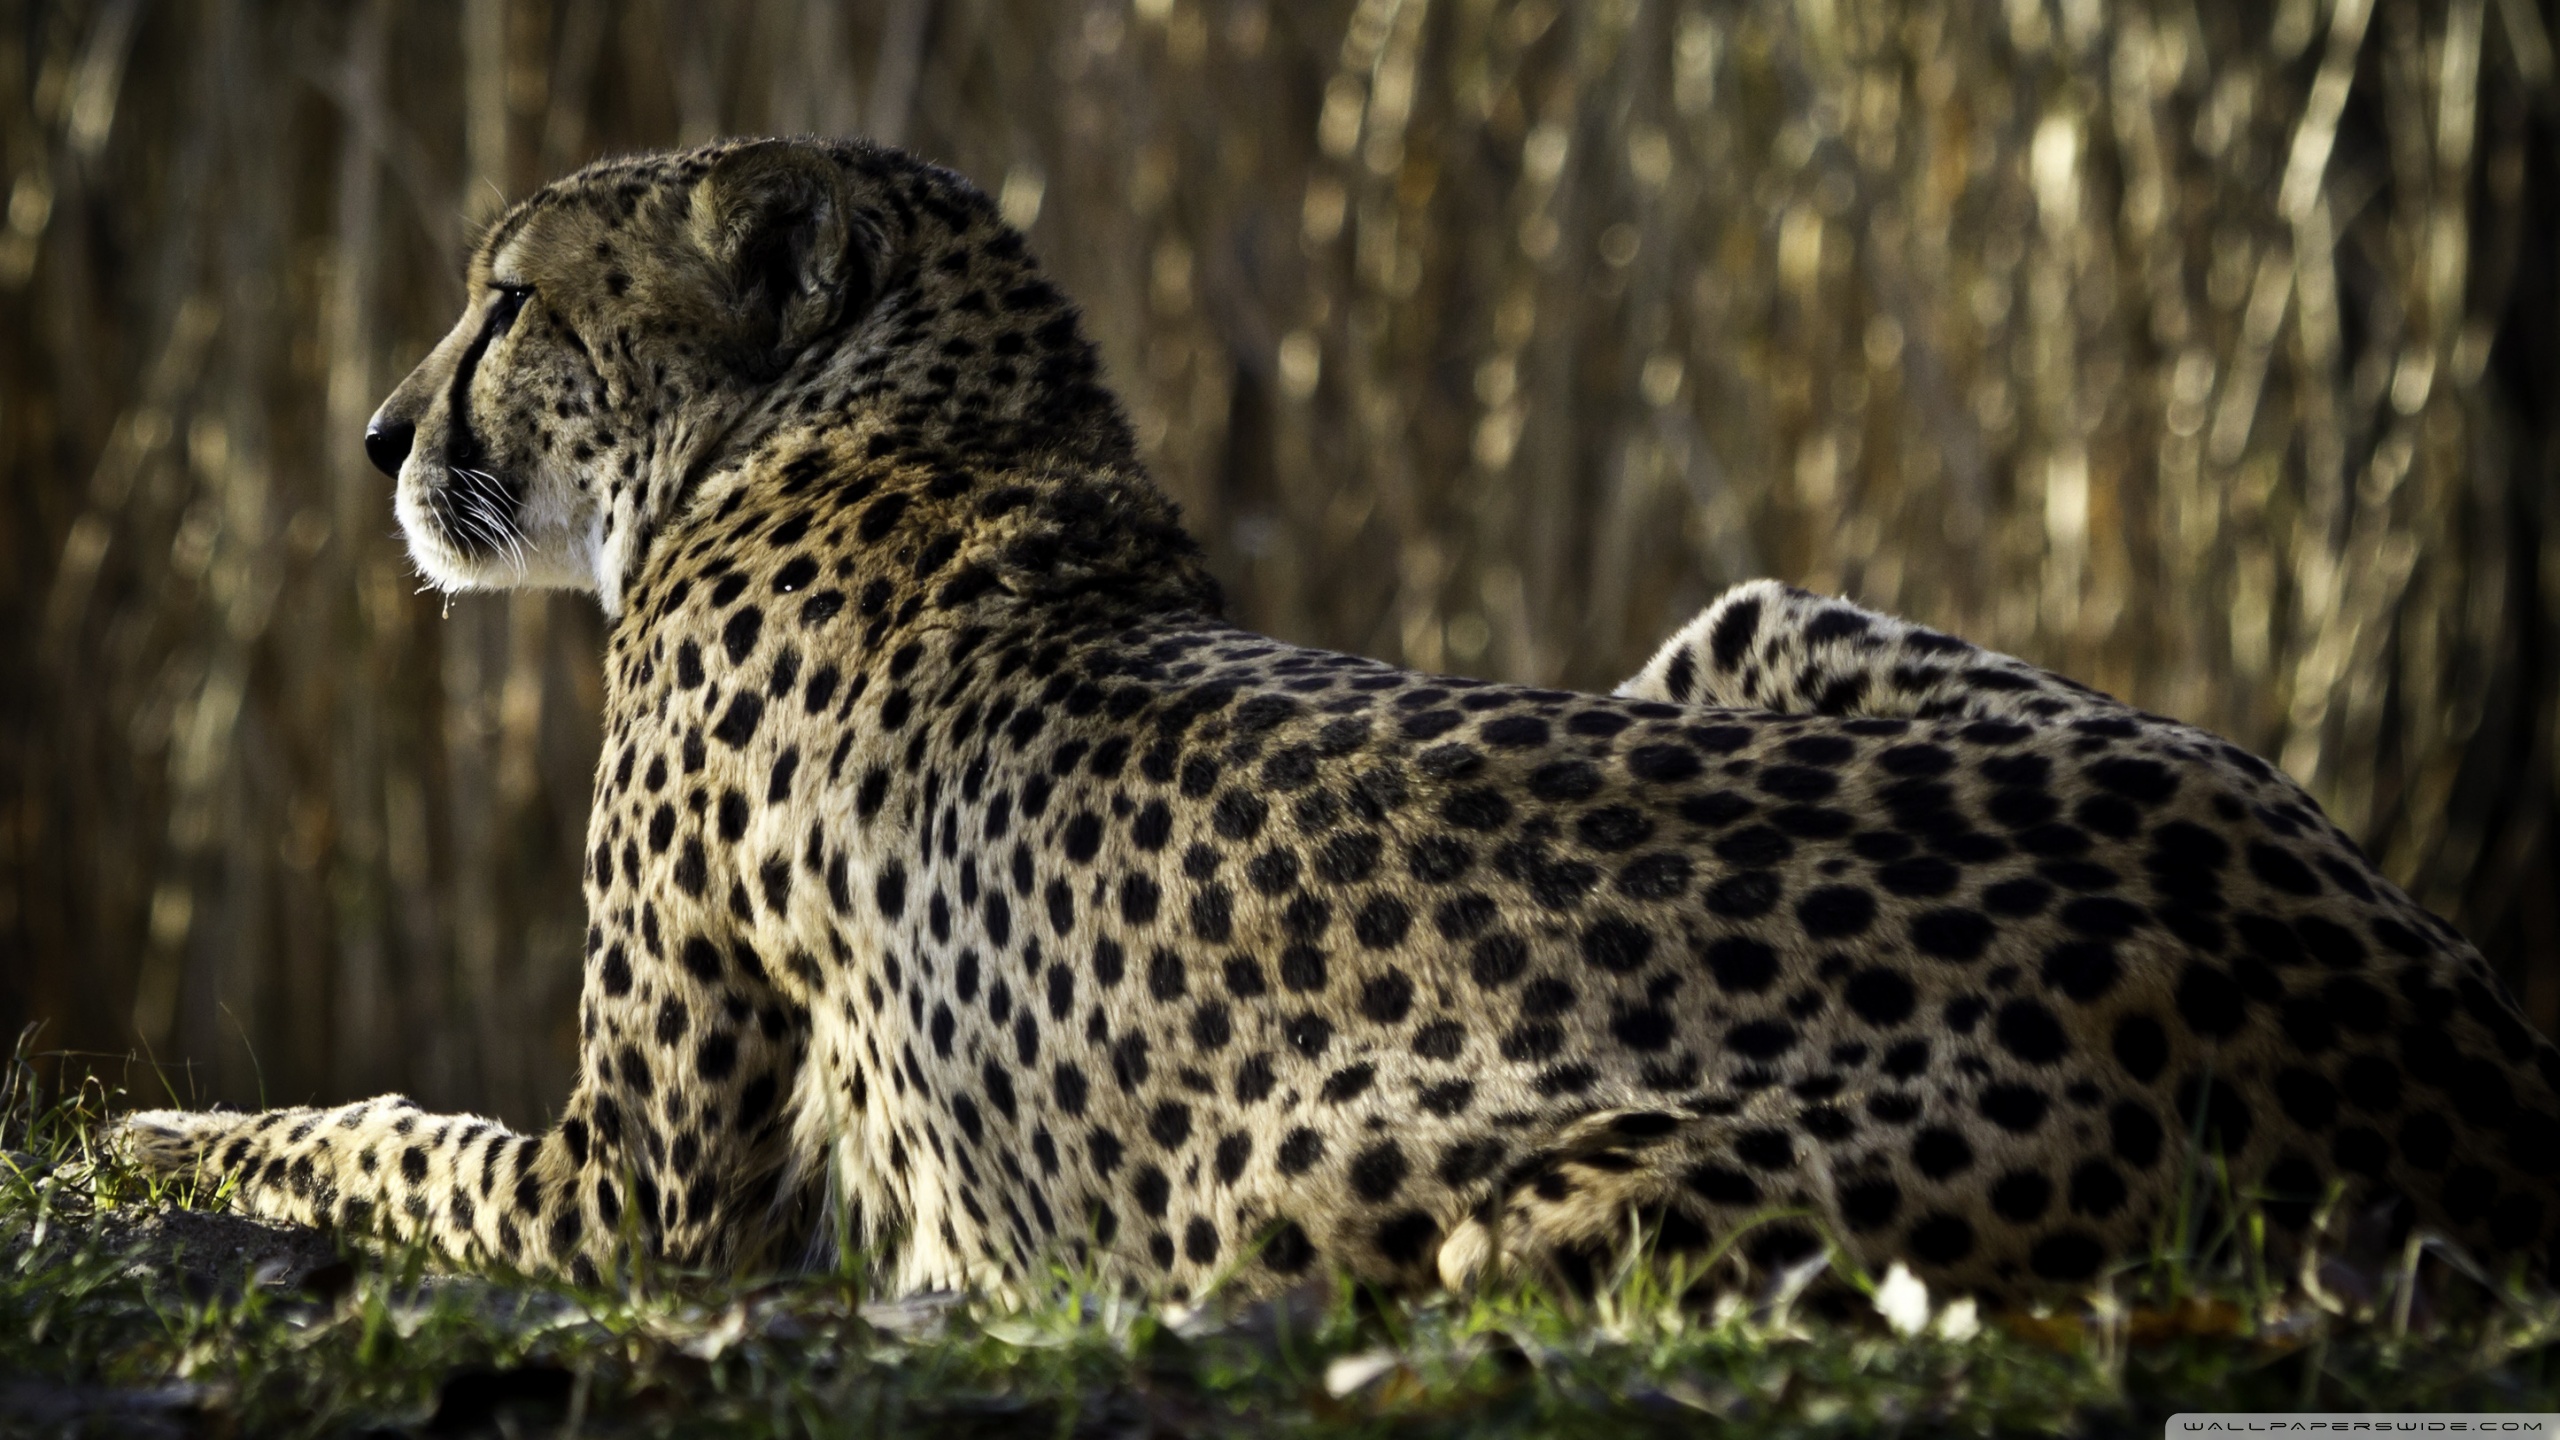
[114,930,816,1284]
[114,1096,606,1278]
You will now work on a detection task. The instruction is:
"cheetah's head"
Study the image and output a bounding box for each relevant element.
[366,140,894,613]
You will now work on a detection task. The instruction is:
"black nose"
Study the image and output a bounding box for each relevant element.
[364,420,415,478]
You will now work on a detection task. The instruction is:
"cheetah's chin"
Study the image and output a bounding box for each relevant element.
[392,478,600,598]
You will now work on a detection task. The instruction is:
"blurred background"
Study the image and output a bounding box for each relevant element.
[2,0,2555,1129]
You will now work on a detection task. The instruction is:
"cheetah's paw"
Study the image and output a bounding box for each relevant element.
[107,1109,240,1186]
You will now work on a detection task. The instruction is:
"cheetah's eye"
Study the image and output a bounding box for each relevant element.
[489,284,532,335]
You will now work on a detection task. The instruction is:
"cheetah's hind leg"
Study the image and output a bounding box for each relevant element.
[1616,579,2127,726]
[1436,1098,1849,1304]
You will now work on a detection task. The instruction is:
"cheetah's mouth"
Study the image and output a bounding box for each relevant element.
[395,453,604,597]
[425,462,531,575]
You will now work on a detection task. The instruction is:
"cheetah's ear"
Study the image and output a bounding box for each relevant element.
[688,142,874,370]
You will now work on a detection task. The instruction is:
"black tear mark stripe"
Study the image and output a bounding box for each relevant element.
[446,290,523,477]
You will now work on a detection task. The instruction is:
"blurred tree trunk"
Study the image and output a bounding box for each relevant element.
[3,0,2555,1124]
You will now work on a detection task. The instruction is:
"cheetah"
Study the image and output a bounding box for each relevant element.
[117,138,2560,1305]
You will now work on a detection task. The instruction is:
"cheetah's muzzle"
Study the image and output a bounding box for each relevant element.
[114,138,2560,1304]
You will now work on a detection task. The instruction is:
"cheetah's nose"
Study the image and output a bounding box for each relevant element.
[364,420,415,479]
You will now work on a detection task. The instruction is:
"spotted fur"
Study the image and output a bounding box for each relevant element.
[117,140,2560,1304]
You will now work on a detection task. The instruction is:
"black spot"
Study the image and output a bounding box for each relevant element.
[1687,1163,1760,1205]
[1053,1064,1090,1116]
[1876,856,1960,898]
[1757,765,1838,802]
[1910,908,1995,961]
[2274,1067,2338,1130]
[1727,1020,1798,1059]
[1770,805,1854,839]
[1704,871,1783,919]
[1616,852,1693,900]
[1400,709,1463,740]
[1442,788,1515,831]
[1500,1021,1564,1062]
[2176,1072,2254,1154]
[1978,1084,2048,1133]
[1879,744,1956,776]
[1715,826,1794,867]
[1794,885,1875,939]
[2112,1014,2169,1081]
[1678,791,1755,828]
[1734,1127,1795,1169]
[1470,933,1529,988]
[2368,917,2431,959]
[856,492,909,541]
[1709,597,1761,668]
[1279,945,1327,993]
[1349,1210,1436,1271]
[1352,895,1412,948]
[2109,1101,2162,1168]
[1436,893,1498,940]
[1576,806,1654,852]
[2087,756,2177,804]
[2067,1159,2128,1218]
[1908,1213,1975,1264]
[1285,1012,1334,1056]
[1404,1018,1464,1062]
[2175,962,2248,1037]
[1320,1063,1377,1104]
[1147,949,1187,1002]
[1529,761,1604,801]
[696,1030,738,1081]
[1705,936,1778,993]
[2293,916,2366,969]
[1912,1127,1973,1179]
[1841,1179,1902,1232]
[2340,1054,2401,1113]
[710,692,765,748]
[1222,1052,1274,1105]
[1995,999,2069,1064]
[1260,1219,1316,1274]
[1662,648,1699,700]
[2060,897,2145,939]
[2075,795,2143,839]
[1982,878,2053,916]
[1628,744,1703,784]
[1210,791,1269,843]
[1132,1164,1172,1218]
[1610,1006,1675,1050]
[1579,919,1654,974]
[2028,1230,2104,1281]
[2040,942,2120,1002]
[722,606,764,665]
[1844,967,1916,1026]
[1480,715,1550,748]
[1316,831,1383,884]
[1347,1141,1408,1201]
[1990,1170,2052,1222]
[2246,843,2322,896]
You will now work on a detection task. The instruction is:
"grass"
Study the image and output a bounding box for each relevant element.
[7,1046,2560,1438]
